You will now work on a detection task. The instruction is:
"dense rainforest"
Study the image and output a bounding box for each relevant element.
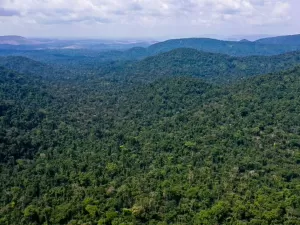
[1,36,300,225]
[115,48,300,83]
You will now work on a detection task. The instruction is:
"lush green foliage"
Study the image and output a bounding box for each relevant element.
[3,49,300,85]
[0,56,67,79]
[0,67,51,162]
[1,50,300,224]
[110,48,300,83]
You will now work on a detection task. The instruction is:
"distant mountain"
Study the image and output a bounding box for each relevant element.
[0,35,41,45]
[70,37,300,63]
[120,48,300,83]
[0,36,153,50]
[1,35,300,57]
[227,34,272,41]
[145,38,300,56]
[256,34,300,46]
[239,39,251,42]
[79,37,300,63]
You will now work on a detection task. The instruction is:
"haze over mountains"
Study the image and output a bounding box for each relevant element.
[1,34,300,54]
[0,35,155,51]
[0,36,42,45]
[1,34,300,72]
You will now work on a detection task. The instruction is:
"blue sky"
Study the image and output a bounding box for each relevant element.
[0,0,299,39]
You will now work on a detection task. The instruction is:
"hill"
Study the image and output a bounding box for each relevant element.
[84,37,300,62]
[144,37,300,56]
[239,39,251,42]
[0,35,40,45]
[0,56,50,76]
[118,48,300,83]
[0,56,72,79]
[256,34,300,46]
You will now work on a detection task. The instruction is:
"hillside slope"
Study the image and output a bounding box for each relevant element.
[256,34,300,45]
[0,56,73,79]
[120,48,300,83]
[145,37,300,56]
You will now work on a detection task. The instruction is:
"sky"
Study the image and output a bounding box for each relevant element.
[0,0,299,39]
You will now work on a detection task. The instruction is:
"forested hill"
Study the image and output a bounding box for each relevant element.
[118,48,300,83]
[144,37,300,56]
[0,56,70,79]
[105,37,300,61]
[256,34,300,46]
[3,48,300,85]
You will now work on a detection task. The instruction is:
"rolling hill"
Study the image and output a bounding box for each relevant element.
[118,48,300,83]
[93,37,300,61]
[2,35,300,63]
[0,35,40,45]
[0,56,71,79]
[256,34,300,46]
[144,37,300,56]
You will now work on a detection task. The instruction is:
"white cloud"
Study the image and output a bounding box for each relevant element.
[0,0,292,24]
[0,0,295,37]
[272,1,290,17]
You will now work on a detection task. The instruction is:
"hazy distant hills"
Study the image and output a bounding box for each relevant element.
[73,35,300,62]
[144,37,300,56]
[1,34,300,72]
[256,34,300,45]
[1,34,300,57]
[0,35,42,45]
[0,35,154,50]
[108,34,300,59]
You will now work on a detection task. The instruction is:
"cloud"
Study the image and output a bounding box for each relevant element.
[0,0,292,24]
[128,2,143,11]
[272,1,290,17]
[0,0,296,38]
[0,7,19,16]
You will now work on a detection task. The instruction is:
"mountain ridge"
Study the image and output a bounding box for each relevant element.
[1,34,300,57]
[256,34,300,45]
[117,48,300,83]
